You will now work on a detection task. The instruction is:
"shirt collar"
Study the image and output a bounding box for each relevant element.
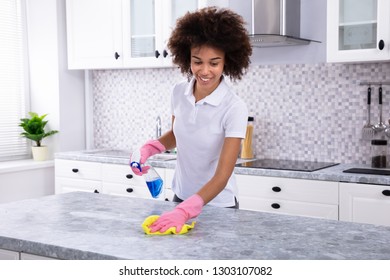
[185,76,228,106]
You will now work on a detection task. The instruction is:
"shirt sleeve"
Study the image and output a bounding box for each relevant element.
[224,99,248,139]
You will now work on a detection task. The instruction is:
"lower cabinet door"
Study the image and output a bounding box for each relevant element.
[339,182,390,226]
[0,248,19,260]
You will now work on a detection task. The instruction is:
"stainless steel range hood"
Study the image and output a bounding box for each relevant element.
[249,0,319,47]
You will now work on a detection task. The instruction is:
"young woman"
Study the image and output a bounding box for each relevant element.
[131,6,252,233]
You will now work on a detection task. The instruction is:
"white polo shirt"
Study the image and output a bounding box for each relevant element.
[171,76,248,207]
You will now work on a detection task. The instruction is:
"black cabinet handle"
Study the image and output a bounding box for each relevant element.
[378,40,385,50]
[155,50,160,58]
[165,198,169,201]
[114,52,120,59]
[382,190,390,196]
[126,174,133,179]
[272,186,281,192]
[94,189,99,193]
[72,168,79,173]
[126,188,134,193]
[271,203,280,209]
[163,49,168,58]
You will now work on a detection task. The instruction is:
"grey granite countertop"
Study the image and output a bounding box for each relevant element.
[55,149,390,185]
[1,192,390,260]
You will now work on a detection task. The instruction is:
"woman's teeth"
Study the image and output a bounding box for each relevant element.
[200,77,210,82]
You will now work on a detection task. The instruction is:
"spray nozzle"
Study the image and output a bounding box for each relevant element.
[130,149,142,171]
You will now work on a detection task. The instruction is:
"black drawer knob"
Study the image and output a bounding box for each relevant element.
[378,40,385,50]
[272,186,281,192]
[165,198,169,201]
[382,190,390,196]
[126,174,133,179]
[126,188,134,193]
[94,189,99,193]
[72,168,79,173]
[114,52,120,59]
[271,203,280,209]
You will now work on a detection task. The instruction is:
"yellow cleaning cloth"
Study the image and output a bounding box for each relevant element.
[142,215,196,235]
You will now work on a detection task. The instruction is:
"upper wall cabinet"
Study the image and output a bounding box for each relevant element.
[66,0,123,69]
[122,0,200,68]
[327,0,390,63]
[66,0,204,69]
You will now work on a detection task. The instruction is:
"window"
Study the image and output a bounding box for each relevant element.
[0,0,30,161]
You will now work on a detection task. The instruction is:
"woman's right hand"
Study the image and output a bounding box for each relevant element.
[130,139,166,175]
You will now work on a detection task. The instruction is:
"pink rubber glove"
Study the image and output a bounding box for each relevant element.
[130,140,166,175]
[150,194,204,233]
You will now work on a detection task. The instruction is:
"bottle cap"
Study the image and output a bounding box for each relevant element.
[371,139,387,145]
[248,116,254,121]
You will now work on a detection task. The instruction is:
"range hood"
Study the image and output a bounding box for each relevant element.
[249,0,319,47]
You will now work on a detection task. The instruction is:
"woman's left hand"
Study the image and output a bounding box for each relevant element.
[150,194,204,233]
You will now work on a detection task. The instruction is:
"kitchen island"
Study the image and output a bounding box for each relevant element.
[0,192,389,260]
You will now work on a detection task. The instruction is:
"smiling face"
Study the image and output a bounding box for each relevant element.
[190,45,225,100]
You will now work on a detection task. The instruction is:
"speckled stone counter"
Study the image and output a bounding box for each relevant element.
[56,150,390,185]
[1,192,390,260]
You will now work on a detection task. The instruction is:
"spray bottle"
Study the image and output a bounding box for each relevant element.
[130,150,163,199]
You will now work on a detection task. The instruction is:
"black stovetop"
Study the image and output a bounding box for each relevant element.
[236,159,339,172]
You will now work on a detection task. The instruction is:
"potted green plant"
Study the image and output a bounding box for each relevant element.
[19,112,59,161]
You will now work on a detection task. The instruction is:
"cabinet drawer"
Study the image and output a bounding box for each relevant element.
[236,175,338,204]
[103,182,164,200]
[102,163,146,186]
[240,197,338,220]
[55,159,101,180]
[55,177,102,194]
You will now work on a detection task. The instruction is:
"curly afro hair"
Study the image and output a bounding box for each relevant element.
[168,6,252,81]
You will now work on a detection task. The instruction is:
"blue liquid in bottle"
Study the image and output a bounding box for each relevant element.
[146,178,163,198]
[144,166,163,199]
[131,154,163,199]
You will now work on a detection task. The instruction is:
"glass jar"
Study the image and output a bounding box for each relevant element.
[371,139,387,168]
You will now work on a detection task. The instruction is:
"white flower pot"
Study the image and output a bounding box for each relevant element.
[31,146,48,161]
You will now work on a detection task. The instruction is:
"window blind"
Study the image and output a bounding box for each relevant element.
[0,0,30,161]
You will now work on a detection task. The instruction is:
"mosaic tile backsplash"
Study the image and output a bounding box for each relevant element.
[92,62,390,165]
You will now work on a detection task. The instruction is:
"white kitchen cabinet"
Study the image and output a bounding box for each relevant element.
[339,182,390,226]
[122,0,201,68]
[66,0,123,69]
[66,0,203,69]
[55,177,102,194]
[0,248,19,260]
[236,174,339,220]
[55,159,102,194]
[327,0,390,62]
[55,159,168,200]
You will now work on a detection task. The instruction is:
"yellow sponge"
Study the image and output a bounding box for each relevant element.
[142,215,196,235]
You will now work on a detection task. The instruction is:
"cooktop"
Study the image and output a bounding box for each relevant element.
[236,159,339,172]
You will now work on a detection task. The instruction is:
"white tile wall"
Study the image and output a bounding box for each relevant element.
[92,62,390,164]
